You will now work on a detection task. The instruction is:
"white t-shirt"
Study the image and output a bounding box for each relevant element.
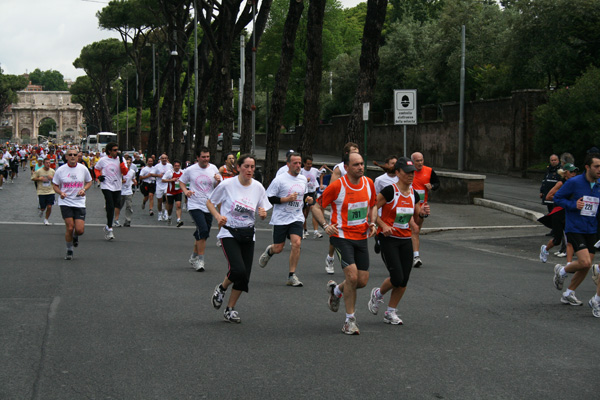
[334,162,346,177]
[374,173,399,194]
[52,163,92,208]
[95,156,127,192]
[266,172,308,225]
[300,167,322,193]
[0,158,8,171]
[153,162,173,190]
[210,177,272,240]
[140,166,155,183]
[276,165,289,176]
[178,163,220,212]
[121,169,136,196]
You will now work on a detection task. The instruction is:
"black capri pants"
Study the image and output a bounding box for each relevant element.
[379,234,413,288]
[102,189,122,228]
[221,237,255,293]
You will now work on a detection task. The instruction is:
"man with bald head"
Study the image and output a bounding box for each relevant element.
[410,152,439,268]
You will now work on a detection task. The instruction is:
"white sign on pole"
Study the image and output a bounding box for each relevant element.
[394,90,417,125]
[362,102,370,121]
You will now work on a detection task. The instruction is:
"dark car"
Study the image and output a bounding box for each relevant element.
[217,132,241,149]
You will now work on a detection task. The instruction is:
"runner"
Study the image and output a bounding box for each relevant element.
[324,142,359,274]
[0,154,7,189]
[208,154,271,323]
[258,152,311,287]
[114,155,136,227]
[31,158,55,225]
[153,153,173,222]
[139,157,156,216]
[218,152,238,179]
[52,149,93,260]
[312,152,378,335]
[300,155,324,239]
[553,153,600,309]
[409,152,437,268]
[162,160,184,227]
[367,157,425,325]
[373,155,399,253]
[179,147,222,271]
[94,142,129,241]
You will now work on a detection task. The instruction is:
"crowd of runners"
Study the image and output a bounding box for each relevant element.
[3,140,600,332]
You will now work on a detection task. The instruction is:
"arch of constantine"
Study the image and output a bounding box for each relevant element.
[11,91,83,143]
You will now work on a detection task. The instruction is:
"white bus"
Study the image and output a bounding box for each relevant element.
[84,132,117,153]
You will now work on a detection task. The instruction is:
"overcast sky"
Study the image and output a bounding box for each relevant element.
[0,0,365,81]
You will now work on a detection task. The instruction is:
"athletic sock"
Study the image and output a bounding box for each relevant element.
[219,284,226,292]
[326,255,334,261]
[413,251,420,257]
[192,252,199,258]
[375,288,383,299]
[387,307,395,313]
[288,272,294,278]
[198,255,204,261]
[345,313,355,321]
[564,289,574,297]
[66,242,74,251]
[560,267,567,277]
[595,294,600,302]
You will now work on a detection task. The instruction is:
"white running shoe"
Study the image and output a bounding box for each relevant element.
[194,258,205,272]
[114,220,121,227]
[383,309,403,325]
[589,297,600,318]
[327,280,340,312]
[158,214,163,221]
[302,231,309,239]
[314,231,323,239]
[342,317,360,335]
[287,274,303,287]
[591,264,599,286]
[43,219,51,226]
[561,292,583,306]
[553,264,565,290]
[540,244,549,263]
[412,256,422,268]
[325,256,334,275]
[368,287,383,315]
[259,246,272,268]
[217,239,222,247]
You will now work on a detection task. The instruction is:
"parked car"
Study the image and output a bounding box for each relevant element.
[217,132,241,149]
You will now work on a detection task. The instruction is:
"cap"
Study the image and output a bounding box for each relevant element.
[562,163,578,172]
[286,149,295,158]
[395,157,416,173]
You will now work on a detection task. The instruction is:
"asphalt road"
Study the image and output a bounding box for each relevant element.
[1,167,598,399]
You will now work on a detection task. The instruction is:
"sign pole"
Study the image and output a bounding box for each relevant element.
[363,102,370,167]
[403,125,407,158]
[394,89,417,158]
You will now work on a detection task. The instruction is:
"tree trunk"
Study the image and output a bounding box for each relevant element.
[240,0,274,155]
[345,0,388,144]
[300,0,327,158]
[264,0,305,185]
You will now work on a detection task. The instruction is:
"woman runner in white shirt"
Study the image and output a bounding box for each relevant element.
[207,155,272,323]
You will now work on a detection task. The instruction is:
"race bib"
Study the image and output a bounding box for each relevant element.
[42,180,51,187]
[393,207,414,230]
[581,196,599,217]
[347,201,368,226]
[415,189,425,204]
[175,182,180,190]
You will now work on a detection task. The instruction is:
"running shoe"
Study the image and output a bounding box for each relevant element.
[325,256,334,275]
[158,214,163,221]
[592,264,600,286]
[539,244,549,263]
[64,250,73,260]
[589,297,600,318]
[114,220,121,227]
[189,255,197,267]
[314,231,323,239]
[212,284,225,309]
[224,308,241,323]
[287,274,303,287]
[303,231,309,239]
[368,287,383,315]
[553,264,565,290]
[383,310,403,325]
[44,219,51,226]
[216,239,222,247]
[374,240,381,254]
[149,210,154,216]
[561,292,583,306]
[555,252,567,258]
[123,221,131,227]
[327,280,340,312]
[107,229,115,241]
[194,258,205,272]
[176,220,184,228]
[342,317,360,335]
[412,256,422,268]
[259,246,272,268]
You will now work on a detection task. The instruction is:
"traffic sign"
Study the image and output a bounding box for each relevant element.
[394,89,417,125]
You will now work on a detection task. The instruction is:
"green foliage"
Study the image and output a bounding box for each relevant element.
[113,107,150,132]
[388,0,445,24]
[38,118,57,137]
[534,67,600,164]
[0,69,28,116]
[28,68,68,91]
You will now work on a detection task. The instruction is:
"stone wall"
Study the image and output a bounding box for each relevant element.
[257,90,547,175]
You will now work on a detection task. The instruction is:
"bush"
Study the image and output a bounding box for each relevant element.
[534,67,600,166]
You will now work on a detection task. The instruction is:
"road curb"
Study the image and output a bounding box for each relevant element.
[474,198,544,222]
